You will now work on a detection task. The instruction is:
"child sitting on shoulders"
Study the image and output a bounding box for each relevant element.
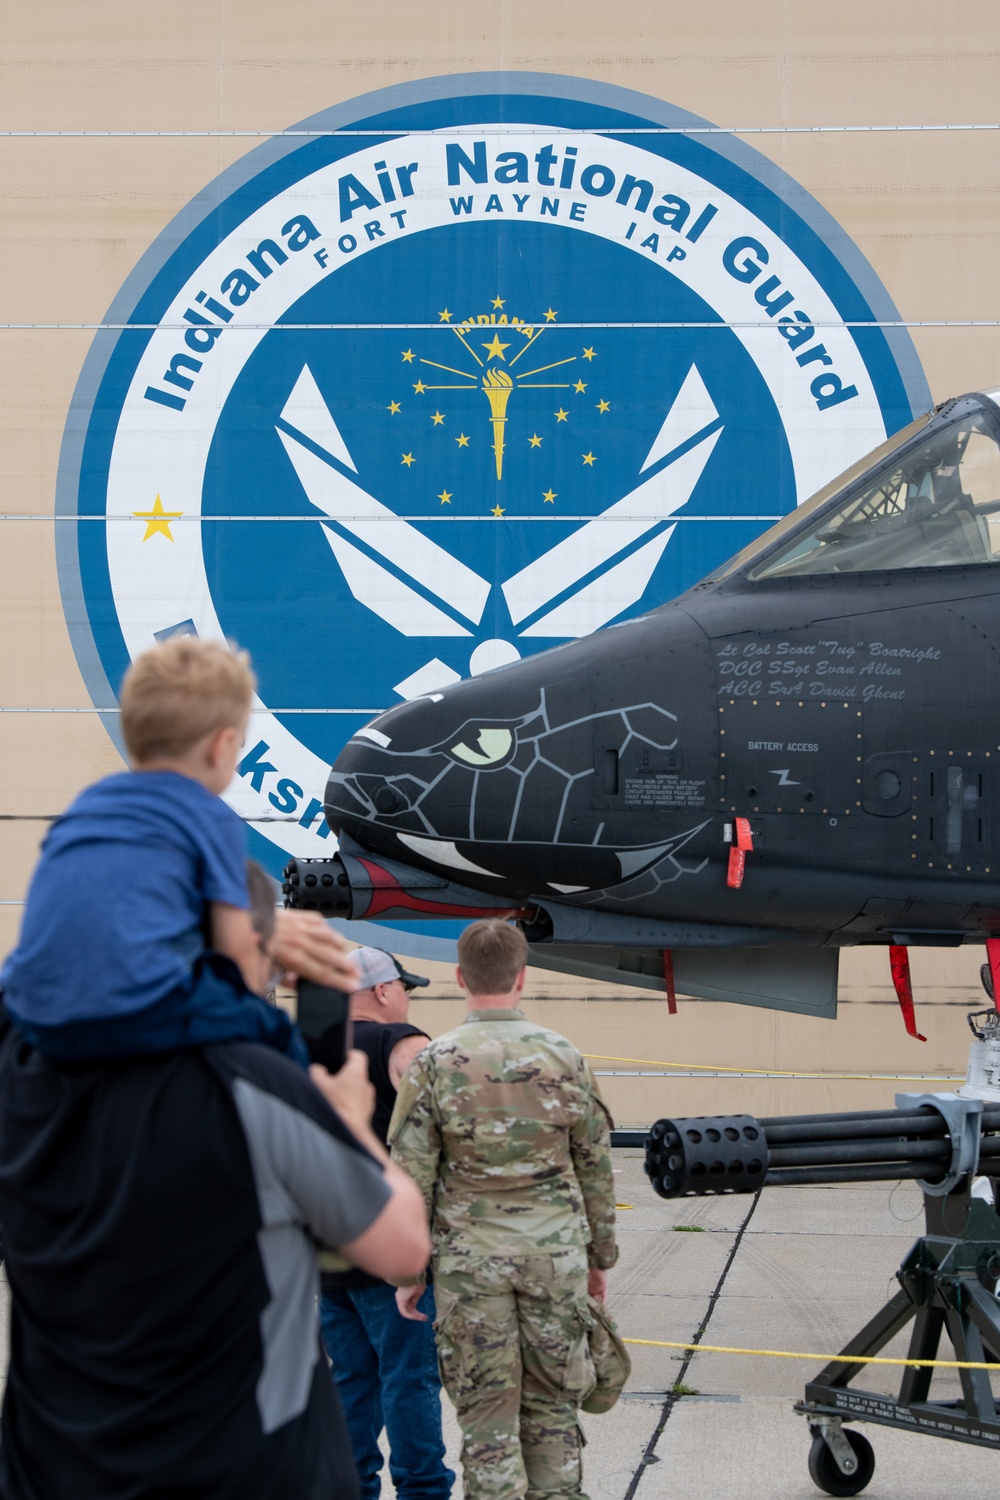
[1,636,306,1063]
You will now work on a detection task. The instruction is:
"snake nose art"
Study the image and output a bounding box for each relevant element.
[325,604,719,901]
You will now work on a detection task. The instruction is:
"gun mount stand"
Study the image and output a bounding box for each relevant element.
[797,1178,1000,1495]
[794,1071,1000,1495]
[644,1053,1000,1496]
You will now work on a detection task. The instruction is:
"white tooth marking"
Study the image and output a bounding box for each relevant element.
[396,833,500,879]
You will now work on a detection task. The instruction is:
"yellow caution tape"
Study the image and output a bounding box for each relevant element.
[622,1336,1000,1370]
[585,1052,962,1083]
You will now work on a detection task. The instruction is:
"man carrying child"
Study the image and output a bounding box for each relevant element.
[0,637,430,1497]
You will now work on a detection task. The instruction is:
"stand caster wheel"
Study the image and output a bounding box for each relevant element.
[808,1428,875,1496]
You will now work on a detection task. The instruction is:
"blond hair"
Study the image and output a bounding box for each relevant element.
[119,637,255,763]
[457,920,528,997]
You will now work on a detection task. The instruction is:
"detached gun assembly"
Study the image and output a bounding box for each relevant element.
[645,1092,1000,1495]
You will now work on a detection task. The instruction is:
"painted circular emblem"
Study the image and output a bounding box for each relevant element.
[58,73,929,882]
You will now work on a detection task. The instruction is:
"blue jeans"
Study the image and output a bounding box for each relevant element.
[320,1282,454,1500]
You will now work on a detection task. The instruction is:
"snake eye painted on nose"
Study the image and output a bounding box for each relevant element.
[448,728,514,767]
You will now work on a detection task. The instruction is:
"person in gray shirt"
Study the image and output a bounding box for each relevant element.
[0,865,429,1500]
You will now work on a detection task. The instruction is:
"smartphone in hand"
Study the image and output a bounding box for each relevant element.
[296,980,353,1073]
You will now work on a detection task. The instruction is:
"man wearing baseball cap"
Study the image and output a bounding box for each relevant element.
[319,949,454,1500]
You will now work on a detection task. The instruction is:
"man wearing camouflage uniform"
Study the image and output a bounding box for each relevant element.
[391,919,617,1500]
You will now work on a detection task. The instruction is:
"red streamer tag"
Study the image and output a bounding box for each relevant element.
[662,948,677,1015]
[727,847,746,889]
[735,817,754,851]
[889,944,927,1042]
[987,937,1000,1016]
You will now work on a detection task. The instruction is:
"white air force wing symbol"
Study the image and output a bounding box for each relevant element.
[277,367,490,636]
[276,363,720,659]
[503,365,720,636]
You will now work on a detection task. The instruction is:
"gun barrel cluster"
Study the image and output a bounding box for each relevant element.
[644,1105,1000,1197]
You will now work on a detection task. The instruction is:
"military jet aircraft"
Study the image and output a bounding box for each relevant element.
[284,389,1000,1024]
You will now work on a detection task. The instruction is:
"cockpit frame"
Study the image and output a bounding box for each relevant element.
[713,392,1000,584]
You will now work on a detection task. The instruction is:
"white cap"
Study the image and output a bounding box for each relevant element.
[353,947,429,991]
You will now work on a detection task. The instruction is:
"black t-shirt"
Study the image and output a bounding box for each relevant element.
[321,1018,427,1296]
[0,1027,391,1500]
[354,1018,429,1143]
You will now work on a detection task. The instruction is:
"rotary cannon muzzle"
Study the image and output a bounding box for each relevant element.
[645,1099,1000,1198]
[282,844,538,924]
[283,855,353,918]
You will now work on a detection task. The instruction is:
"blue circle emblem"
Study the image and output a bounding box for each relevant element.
[57,73,930,883]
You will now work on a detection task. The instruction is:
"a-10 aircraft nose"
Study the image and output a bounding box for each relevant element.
[325,605,718,900]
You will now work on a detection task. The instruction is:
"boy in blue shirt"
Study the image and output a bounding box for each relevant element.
[1,637,307,1062]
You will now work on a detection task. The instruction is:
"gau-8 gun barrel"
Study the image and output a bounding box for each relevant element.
[644,1095,1000,1198]
[644,1058,1000,1475]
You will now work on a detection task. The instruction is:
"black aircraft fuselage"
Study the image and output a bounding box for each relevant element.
[284,391,1000,1017]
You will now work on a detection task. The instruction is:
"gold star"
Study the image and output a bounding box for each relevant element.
[582,452,596,466]
[438,489,453,504]
[413,380,427,393]
[542,488,557,503]
[438,308,452,322]
[431,411,445,425]
[491,295,505,309]
[543,308,558,321]
[401,452,415,467]
[133,494,183,542]
[528,433,543,448]
[456,433,470,447]
[387,399,401,414]
[555,408,569,422]
[481,333,511,361]
[573,379,587,394]
[402,349,414,362]
[596,399,610,413]
[491,504,506,518]
[582,346,596,361]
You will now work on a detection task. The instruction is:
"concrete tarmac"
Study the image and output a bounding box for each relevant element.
[1,1151,998,1496]
[383,1150,1000,1498]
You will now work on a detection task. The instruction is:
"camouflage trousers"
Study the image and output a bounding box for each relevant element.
[433,1250,595,1500]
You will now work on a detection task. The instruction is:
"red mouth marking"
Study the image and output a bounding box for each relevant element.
[357,857,534,921]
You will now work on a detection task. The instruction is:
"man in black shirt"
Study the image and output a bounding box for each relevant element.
[320,947,454,1500]
[0,890,430,1500]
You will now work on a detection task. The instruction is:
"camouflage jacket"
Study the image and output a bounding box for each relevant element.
[388,1007,617,1271]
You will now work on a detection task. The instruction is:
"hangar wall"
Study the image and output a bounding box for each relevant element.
[2,1,999,1118]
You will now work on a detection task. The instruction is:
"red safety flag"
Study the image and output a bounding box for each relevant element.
[889,944,927,1042]
[987,937,1000,1016]
[662,948,677,1015]
[727,818,754,889]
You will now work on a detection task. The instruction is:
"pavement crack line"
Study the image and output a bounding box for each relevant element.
[621,1190,762,1500]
